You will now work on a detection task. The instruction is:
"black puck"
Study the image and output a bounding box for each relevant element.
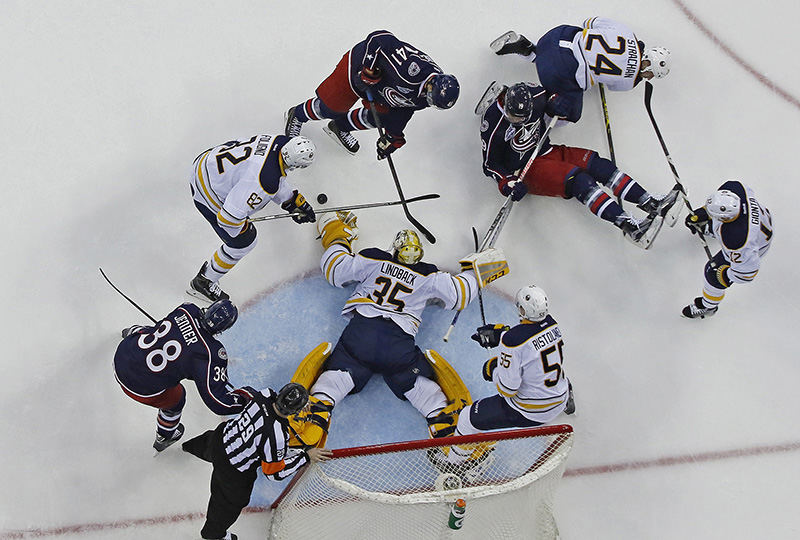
[317,193,328,204]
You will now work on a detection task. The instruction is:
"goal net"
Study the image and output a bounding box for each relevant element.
[269,425,573,539]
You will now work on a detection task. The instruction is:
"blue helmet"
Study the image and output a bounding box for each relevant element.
[503,83,534,124]
[201,299,238,334]
[425,74,460,109]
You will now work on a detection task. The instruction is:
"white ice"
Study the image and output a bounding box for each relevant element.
[2,1,799,538]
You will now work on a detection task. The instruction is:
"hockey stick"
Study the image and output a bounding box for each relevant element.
[599,83,623,207]
[251,193,440,222]
[365,89,437,244]
[442,116,558,342]
[643,82,714,261]
[99,267,157,324]
[472,227,487,326]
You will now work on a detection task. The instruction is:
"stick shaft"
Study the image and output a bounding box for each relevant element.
[251,193,439,222]
[99,268,158,324]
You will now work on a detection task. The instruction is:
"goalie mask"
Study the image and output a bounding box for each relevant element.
[515,285,549,322]
[274,383,309,417]
[391,229,424,265]
[705,189,741,222]
[281,136,316,171]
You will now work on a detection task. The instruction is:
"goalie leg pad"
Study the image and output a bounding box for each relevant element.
[290,342,332,389]
[288,395,334,449]
[459,248,510,288]
[425,349,471,404]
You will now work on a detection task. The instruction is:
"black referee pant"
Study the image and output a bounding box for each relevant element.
[183,424,258,540]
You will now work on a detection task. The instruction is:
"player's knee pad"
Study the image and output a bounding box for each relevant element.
[585,152,615,183]
[317,98,342,120]
[566,171,598,203]
[704,253,732,289]
[223,225,257,251]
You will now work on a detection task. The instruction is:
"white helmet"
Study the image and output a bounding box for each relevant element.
[391,230,424,265]
[642,47,671,79]
[705,189,741,222]
[515,285,549,322]
[281,136,316,171]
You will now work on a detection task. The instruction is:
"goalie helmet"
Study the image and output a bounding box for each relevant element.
[281,136,316,171]
[425,74,460,110]
[705,189,741,222]
[274,382,309,417]
[503,83,534,124]
[515,285,549,322]
[391,229,424,265]
[642,47,672,79]
[201,299,238,334]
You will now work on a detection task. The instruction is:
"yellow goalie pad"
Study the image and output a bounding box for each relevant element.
[287,342,333,449]
[459,248,510,288]
[317,211,358,250]
[425,349,472,438]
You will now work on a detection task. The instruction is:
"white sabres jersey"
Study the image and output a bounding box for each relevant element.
[320,245,479,336]
[572,17,641,91]
[493,316,570,423]
[711,181,773,284]
[191,134,295,237]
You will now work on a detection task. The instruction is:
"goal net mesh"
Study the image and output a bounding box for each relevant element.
[269,425,573,539]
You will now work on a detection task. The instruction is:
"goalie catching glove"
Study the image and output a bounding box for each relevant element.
[459,248,509,288]
[317,211,358,250]
[471,324,510,349]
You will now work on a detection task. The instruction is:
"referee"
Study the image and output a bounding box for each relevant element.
[183,382,332,540]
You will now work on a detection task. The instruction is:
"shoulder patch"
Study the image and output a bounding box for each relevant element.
[217,347,228,361]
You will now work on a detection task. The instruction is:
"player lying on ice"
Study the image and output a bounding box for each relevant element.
[479,81,680,248]
[283,211,510,449]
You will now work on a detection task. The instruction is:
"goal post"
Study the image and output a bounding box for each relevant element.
[269,425,574,539]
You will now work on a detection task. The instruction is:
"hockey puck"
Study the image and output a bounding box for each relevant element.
[317,193,328,204]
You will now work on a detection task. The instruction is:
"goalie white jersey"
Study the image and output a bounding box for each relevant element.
[493,316,570,423]
[573,17,642,92]
[191,134,296,237]
[320,245,479,336]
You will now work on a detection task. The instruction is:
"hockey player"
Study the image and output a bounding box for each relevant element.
[188,134,317,303]
[182,383,333,540]
[287,211,509,447]
[682,180,773,318]
[443,286,574,466]
[284,29,459,158]
[480,81,678,247]
[113,300,251,452]
[491,17,671,122]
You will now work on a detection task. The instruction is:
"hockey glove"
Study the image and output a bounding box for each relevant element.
[459,248,510,288]
[376,133,406,160]
[482,357,498,381]
[281,190,316,224]
[471,323,510,349]
[316,211,359,250]
[359,66,382,86]
[498,176,528,201]
[232,386,257,405]
[685,207,711,236]
[545,93,570,119]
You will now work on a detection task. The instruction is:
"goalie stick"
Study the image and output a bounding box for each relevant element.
[99,267,157,324]
[365,89,437,244]
[251,193,440,222]
[644,82,714,261]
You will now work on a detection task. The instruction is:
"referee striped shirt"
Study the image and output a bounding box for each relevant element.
[221,389,309,480]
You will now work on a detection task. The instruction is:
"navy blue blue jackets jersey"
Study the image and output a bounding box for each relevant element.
[349,30,444,135]
[480,84,551,184]
[113,303,246,416]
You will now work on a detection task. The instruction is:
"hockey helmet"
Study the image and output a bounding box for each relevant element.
[515,285,549,322]
[202,299,238,334]
[391,229,424,265]
[503,83,534,124]
[705,189,741,222]
[425,74,460,110]
[281,136,316,171]
[274,383,309,417]
[642,47,672,79]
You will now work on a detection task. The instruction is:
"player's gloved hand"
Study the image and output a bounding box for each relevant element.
[232,386,257,404]
[471,323,510,349]
[545,93,570,119]
[377,133,406,160]
[482,357,498,381]
[685,207,711,235]
[281,190,316,224]
[498,175,528,201]
[357,66,382,91]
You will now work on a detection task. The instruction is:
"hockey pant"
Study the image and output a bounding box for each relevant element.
[117,380,186,439]
[184,424,258,540]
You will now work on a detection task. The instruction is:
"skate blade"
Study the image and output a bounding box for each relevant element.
[664,200,684,227]
[185,288,215,305]
[490,31,519,53]
[474,80,504,116]
[322,125,358,155]
[639,215,666,249]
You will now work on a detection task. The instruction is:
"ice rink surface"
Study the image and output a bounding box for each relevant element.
[2,1,799,538]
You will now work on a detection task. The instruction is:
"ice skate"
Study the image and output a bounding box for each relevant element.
[564,381,575,415]
[681,297,718,319]
[490,31,535,56]
[188,263,230,303]
[153,423,184,453]
[618,214,660,249]
[323,121,360,154]
[638,185,683,226]
[284,106,303,137]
